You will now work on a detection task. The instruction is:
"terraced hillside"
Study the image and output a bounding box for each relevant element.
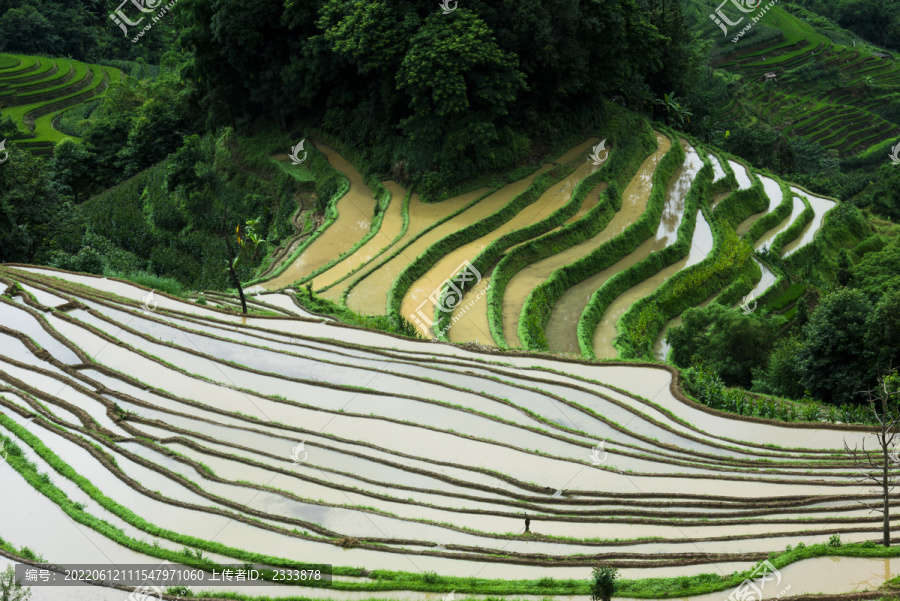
[0,54,121,156]
[697,4,900,159]
[1,265,898,599]
[265,118,845,364]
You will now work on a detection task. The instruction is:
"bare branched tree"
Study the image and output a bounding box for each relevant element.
[844,370,900,547]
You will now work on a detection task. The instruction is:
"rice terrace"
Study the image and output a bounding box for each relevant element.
[2,0,900,600]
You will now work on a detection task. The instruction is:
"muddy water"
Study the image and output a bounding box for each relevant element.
[564,183,606,225]
[591,210,713,359]
[264,144,377,289]
[781,187,836,256]
[652,290,718,362]
[709,191,729,210]
[754,194,804,252]
[444,155,604,345]
[15,265,870,452]
[446,271,494,344]
[736,175,781,236]
[539,362,868,450]
[401,139,599,339]
[545,143,704,355]
[327,187,488,304]
[502,133,670,349]
[5,267,249,323]
[308,181,408,290]
[728,160,752,190]
[345,168,556,315]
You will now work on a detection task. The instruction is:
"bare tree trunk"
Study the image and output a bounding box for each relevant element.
[224,235,248,314]
[845,370,899,548]
[886,445,892,547]
[229,262,248,314]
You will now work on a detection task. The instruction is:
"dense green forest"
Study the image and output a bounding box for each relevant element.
[1,0,899,410]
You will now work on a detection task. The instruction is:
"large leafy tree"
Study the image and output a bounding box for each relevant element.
[666,304,776,388]
[798,288,875,404]
[181,0,684,192]
[395,10,526,189]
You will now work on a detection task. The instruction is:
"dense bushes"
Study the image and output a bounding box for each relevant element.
[58,129,308,290]
[710,162,768,229]
[178,0,699,196]
[616,215,755,361]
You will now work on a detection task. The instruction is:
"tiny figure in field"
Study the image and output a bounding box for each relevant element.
[524,514,531,533]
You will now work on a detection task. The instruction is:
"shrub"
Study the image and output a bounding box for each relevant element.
[0,564,32,601]
[590,565,619,601]
[828,534,842,548]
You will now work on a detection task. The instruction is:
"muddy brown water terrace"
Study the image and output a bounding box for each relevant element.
[502,132,671,349]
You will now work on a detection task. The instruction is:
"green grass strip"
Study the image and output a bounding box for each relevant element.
[577,141,712,359]
[334,187,496,305]
[0,417,341,580]
[744,177,794,245]
[14,59,86,100]
[519,126,685,351]
[769,192,813,256]
[486,114,654,348]
[2,419,895,598]
[313,187,412,295]
[615,200,755,360]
